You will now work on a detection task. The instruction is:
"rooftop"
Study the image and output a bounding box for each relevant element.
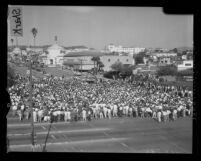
[64,51,105,57]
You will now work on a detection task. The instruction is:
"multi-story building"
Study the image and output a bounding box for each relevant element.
[64,46,89,54]
[177,60,193,71]
[107,44,145,56]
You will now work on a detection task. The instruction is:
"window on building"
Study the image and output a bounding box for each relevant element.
[108,59,110,62]
[50,59,53,64]
[165,60,167,63]
[185,63,192,66]
[126,59,129,62]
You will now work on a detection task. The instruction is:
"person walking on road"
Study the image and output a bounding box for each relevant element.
[82,109,87,121]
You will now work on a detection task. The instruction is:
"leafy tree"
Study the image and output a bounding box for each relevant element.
[110,62,123,71]
[7,64,16,88]
[91,56,100,74]
[172,48,178,53]
[156,65,177,76]
[110,62,133,79]
[134,54,144,65]
[91,57,100,68]
[97,61,104,71]
[177,68,193,76]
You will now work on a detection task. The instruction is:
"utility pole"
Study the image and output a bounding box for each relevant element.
[30,27,38,152]
[78,59,86,75]
[28,50,36,152]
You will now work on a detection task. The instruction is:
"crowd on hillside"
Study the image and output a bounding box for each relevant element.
[8,73,193,123]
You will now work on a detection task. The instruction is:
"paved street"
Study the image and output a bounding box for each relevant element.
[7,117,192,153]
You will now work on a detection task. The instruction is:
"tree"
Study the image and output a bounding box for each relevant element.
[107,62,133,79]
[91,56,100,74]
[156,65,177,76]
[134,54,144,65]
[7,64,16,88]
[177,68,193,76]
[31,27,38,50]
[110,62,123,71]
[172,48,178,53]
[91,57,100,68]
[63,61,81,70]
[98,61,104,71]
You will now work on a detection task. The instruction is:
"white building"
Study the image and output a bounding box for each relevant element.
[45,43,65,67]
[65,46,89,54]
[64,51,134,71]
[151,52,177,57]
[107,44,145,56]
[177,60,193,71]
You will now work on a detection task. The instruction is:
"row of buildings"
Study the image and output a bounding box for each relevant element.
[8,42,193,72]
[107,44,146,55]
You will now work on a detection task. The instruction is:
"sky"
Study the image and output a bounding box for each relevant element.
[7,6,193,50]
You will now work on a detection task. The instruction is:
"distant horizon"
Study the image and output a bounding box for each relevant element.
[8,6,193,50]
[7,44,193,50]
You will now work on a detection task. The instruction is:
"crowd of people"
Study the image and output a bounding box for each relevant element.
[8,73,193,124]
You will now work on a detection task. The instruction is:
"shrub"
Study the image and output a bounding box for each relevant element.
[103,71,120,79]
[177,68,193,76]
[7,64,16,88]
[156,65,177,76]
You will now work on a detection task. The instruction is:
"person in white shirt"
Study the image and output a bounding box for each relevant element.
[12,104,17,117]
[157,110,162,123]
[64,110,68,122]
[107,108,112,119]
[182,105,186,117]
[67,109,71,121]
[33,109,37,122]
[17,109,23,121]
[38,110,44,123]
[99,106,104,119]
[103,106,108,118]
[125,105,129,117]
[162,110,167,122]
[128,107,133,117]
[173,108,177,121]
[113,104,118,117]
[166,109,171,122]
[82,109,87,121]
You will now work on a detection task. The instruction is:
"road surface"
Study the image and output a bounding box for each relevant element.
[7,116,192,153]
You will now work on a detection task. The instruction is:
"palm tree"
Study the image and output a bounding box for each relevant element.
[31,27,38,50]
[98,61,104,71]
[91,56,100,74]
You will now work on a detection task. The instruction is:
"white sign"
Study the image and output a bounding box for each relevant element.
[9,7,23,37]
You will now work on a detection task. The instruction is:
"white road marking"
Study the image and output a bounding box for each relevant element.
[40,125,46,130]
[121,143,128,147]
[8,128,111,137]
[10,137,128,149]
[51,135,56,139]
